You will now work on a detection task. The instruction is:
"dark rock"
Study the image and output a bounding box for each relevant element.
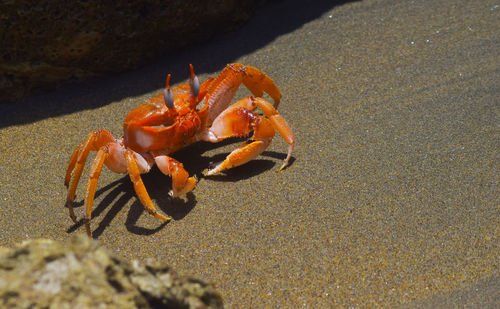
[0,235,223,308]
[0,0,267,103]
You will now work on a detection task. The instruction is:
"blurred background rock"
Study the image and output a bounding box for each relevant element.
[0,0,270,103]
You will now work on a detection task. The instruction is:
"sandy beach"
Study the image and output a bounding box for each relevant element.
[0,0,498,307]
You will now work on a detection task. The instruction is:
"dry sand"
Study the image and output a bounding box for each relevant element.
[0,0,498,307]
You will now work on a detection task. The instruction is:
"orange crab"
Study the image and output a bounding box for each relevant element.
[65,63,295,236]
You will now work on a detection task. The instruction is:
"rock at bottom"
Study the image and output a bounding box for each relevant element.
[0,234,223,309]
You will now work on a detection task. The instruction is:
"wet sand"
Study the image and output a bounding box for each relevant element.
[0,0,498,307]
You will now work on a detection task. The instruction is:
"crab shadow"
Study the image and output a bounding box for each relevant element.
[66,137,294,238]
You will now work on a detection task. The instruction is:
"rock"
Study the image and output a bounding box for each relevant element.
[0,235,223,308]
[0,0,267,103]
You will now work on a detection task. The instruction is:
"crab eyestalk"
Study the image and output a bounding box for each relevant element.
[163,74,174,109]
[189,63,200,98]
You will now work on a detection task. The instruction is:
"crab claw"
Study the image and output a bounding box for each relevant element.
[189,64,200,98]
[163,74,174,109]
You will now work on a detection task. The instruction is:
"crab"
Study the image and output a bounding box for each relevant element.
[65,63,295,236]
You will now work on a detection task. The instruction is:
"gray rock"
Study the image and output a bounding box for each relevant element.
[0,235,223,308]
[0,0,267,102]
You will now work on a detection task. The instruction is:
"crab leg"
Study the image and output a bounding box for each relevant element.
[124,149,172,223]
[200,96,295,175]
[239,64,282,107]
[154,155,197,197]
[65,141,84,186]
[253,97,295,169]
[203,63,282,126]
[65,129,115,222]
[83,147,108,237]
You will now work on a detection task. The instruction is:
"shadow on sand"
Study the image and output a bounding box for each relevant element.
[0,0,357,128]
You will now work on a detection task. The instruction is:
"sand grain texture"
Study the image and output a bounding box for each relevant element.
[0,0,498,307]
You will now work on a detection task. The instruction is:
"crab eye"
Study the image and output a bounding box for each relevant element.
[189,63,200,98]
[163,88,174,109]
[163,74,174,109]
